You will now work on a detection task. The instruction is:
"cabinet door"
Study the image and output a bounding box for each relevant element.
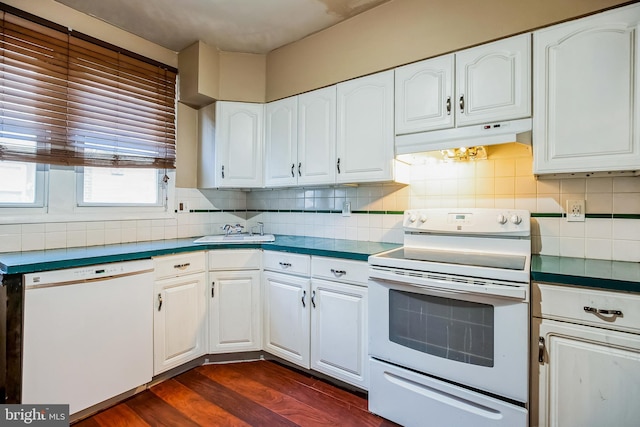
[262,271,310,368]
[154,272,207,374]
[265,97,298,187]
[533,4,640,174]
[209,270,261,353]
[534,318,640,427]
[456,33,531,126]
[336,70,394,183]
[395,54,454,134]
[298,86,337,186]
[311,279,368,389]
[215,101,264,188]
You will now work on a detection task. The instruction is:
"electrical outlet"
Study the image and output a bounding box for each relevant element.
[177,201,189,213]
[566,199,585,222]
[342,201,351,217]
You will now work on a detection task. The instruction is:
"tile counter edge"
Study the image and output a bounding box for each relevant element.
[532,255,640,293]
[0,236,402,275]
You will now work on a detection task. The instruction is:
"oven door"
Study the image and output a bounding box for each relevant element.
[369,274,529,403]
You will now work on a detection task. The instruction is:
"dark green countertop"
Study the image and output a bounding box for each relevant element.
[531,255,640,293]
[0,235,401,275]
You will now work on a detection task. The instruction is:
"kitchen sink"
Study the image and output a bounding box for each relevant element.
[193,234,275,244]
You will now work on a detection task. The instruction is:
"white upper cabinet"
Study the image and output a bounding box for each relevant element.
[395,54,454,134]
[337,70,395,183]
[395,33,531,135]
[264,87,337,187]
[265,97,298,187]
[533,3,640,174]
[298,86,337,186]
[215,101,264,188]
[455,34,531,126]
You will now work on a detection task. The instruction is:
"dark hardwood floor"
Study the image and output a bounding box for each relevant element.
[74,360,398,426]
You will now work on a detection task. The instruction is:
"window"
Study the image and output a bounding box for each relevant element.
[0,139,45,207]
[0,160,44,206]
[0,6,177,208]
[77,167,165,206]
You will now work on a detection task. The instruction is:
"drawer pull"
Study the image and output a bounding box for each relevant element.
[173,263,190,270]
[279,262,292,268]
[331,269,346,276]
[584,306,623,316]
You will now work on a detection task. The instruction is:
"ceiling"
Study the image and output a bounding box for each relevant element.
[54,0,390,54]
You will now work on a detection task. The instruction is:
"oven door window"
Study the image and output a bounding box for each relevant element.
[389,290,494,367]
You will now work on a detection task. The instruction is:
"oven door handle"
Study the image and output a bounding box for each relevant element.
[369,271,527,300]
[414,281,525,300]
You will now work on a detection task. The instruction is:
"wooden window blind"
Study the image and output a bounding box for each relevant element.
[0,9,177,169]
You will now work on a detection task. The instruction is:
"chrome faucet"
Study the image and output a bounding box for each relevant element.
[221,223,244,235]
[249,222,264,236]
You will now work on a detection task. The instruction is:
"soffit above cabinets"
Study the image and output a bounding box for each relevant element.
[54,0,390,53]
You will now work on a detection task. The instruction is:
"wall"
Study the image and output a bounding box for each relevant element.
[266,0,632,100]
[218,52,267,102]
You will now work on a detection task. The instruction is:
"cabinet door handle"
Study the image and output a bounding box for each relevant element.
[291,163,295,177]
[311,290,316,308]
[336,158,341,174]
[211,281,215,298]
[279,262,292,268]
[538,336,545,363]
[584,306,623,316]
[446,96,451,115]
[301,290,306,308]
[157,293,163,312]
[459,94,465,113]
[298,162,302,177]
[173,263,190,270]
[221,165,225,179]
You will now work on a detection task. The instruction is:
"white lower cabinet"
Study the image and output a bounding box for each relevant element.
[153,252,207,375]
[532,283,640,427]
[310,278,368,389]
[263,270,311,366]
[208,250,262,353]
[262,252,369,389]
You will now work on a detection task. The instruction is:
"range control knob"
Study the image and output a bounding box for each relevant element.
[510,215,522,225]
[408,214,417,223]
[419,215,428,223]
[497,214,507,224]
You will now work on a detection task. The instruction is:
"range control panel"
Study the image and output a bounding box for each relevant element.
[403,208,530,236]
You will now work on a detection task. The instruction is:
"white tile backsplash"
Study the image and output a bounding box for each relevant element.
[585,238,613,260]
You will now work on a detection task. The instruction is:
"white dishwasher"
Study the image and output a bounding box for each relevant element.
[22,259,154,415]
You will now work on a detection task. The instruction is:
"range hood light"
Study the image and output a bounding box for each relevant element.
[441,146,487,162]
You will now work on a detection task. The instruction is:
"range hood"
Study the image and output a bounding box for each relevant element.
[395,118,532,155]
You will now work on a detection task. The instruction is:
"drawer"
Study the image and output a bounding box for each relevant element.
[311,256,368,286]
[263,251,310,277]
[534,282,640,334]
[154,252,206,279]
[208,249,261,270]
